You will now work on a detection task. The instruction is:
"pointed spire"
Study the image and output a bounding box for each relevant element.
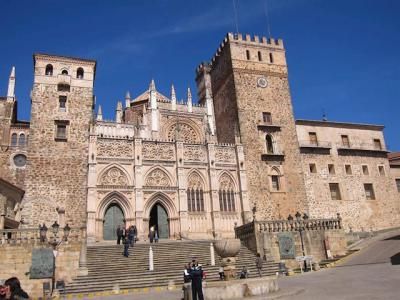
[149,79,156,91]
[117,101,122,110]
[125,91,131,108]
[171,84,177,111]
[187,87,193,113]
[7,66,16,100]
[96,105,103,121]
[125,91,131,99]
[116,101,123,123]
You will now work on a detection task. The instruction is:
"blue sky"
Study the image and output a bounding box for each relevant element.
[0,0,399,150]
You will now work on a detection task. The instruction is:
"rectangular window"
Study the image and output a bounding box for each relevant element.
[55,120,69,141]
[59,96,67,111]
[246,50,250,60]
[396,179,400,192]
[328,164,335,175]
[309,163,317,174]
[364,184,376,200]
[341,135,350,147]
[258,51,262,61]
[345,164,352,175]
[262,112,272,124]
[309,132,318,146]
[271,175,280,191]
[373,139,382,150]
[378,165,385,176]
[362,165,369,175]
[329,183,342,200]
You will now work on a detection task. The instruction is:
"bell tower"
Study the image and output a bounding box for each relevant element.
[24,53,96,227]
[207,33,307,219]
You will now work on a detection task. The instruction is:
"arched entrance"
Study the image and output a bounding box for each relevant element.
[103,203,124,240]
[149,203,169,239]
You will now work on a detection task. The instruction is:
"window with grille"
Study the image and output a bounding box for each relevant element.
[59,96,67,111]
[364,184,375,200]
[11,133,18,146]
[262,112,272,124]
[271,175,280,191]
[186,188,204,212]
[219,189,235,212]
[55,121,69,141]
[329,183,342,200]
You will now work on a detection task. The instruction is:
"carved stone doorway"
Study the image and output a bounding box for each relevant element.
[149,203,169,239]
[103,203,124,240]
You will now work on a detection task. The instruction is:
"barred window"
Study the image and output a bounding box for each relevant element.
[187,187,204,212]
[219,188,235,212]
[11,133,18,146]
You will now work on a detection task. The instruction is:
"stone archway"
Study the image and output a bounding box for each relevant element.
[149,203,169,239]
[103,203,124,240]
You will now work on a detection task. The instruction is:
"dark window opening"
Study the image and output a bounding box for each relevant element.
[364,184,375,200]
[258,51,262,61]
[266,135,274,154]
[45,64,53,76]
[11,133,18,146]
[269,53,274,63]
[246,50,250,60]
[271,175,280,191]
[77,67,84,79]
[57,83,70,92]
[329,183,342,200]
[59,96,67,111]
[262,112,272,124]
[328,164,335,175]
[309,163,317,173]
[61,70,68,75]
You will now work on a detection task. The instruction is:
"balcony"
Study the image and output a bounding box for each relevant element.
[57,74,71,85]
[337,142,388,155]
[257,121,281,131]
[299,140,332,149]
[261,151,285,161]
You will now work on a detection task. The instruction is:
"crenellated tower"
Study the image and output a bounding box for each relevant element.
[24,53,96,227]
[203,33,308,219]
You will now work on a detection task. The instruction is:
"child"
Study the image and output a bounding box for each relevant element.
[239,266,249,279]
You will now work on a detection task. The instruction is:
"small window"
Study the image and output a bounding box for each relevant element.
[362,165,369,175]
[345,164,352,175]
[246,50,250,60]
[258,51,262,61]
[396,179,400,192]
[77,67,84,79]
[341,135,350,147]
[59,96,67,111]
[271,175,280,191]
[13,154,27,168]
[11,133,18,146]
[57,83,70,92]
[373,139,382,150]
[309,163,317,174]
[364,184,375,200]
[266,135,274,154]
[262,112,272,124]
[329,183,342,200]
[269,53,274,63]
[45,64,53,76]
[309,132,318,145]
[328,164,335,175]
[61,69,69,75]
[18,133,26,146]
[55,121,69,141]
[378,165,385,176]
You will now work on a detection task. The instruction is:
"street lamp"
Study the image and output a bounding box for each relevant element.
[51,221,60,239]
[295,212,307,271]
[252,205,257,221]
[39,223,48,243]
[63,224,71,241]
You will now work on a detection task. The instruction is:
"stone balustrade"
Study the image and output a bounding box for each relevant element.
[1,227,83,246]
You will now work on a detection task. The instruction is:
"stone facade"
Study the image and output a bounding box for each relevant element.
[0,32,398,239]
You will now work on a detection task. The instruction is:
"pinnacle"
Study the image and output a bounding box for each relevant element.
[125,91,131,99]
[10,66,15,78]
[149,79,156,91]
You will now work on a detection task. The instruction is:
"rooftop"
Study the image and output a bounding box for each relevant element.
[295,119,384,131]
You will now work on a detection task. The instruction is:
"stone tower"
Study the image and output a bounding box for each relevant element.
[24,54,96,227]
[205,33,307,219]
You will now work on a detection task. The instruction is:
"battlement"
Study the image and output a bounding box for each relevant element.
[196,32,284,72]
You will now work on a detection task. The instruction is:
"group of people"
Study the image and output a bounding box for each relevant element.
[0,277,30,300]
[183,260,206,300]
[117,225,137,257]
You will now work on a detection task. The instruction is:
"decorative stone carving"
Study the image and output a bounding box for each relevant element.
[183,145,206,162]
[215,146,236,164]
[97,139,131,157]
[219,173,235,190]
[99,167,128,186]
[188,173,204,189]
[167,123,200,143]
[142,142,175,161]
[145,169,171,187]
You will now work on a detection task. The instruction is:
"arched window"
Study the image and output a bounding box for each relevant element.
[186,173,205,212]
[61,69,69,75]
[270,168,282,191]
[77,67,84,79]
[18,133,25,146]
[219,174,236,212]
[45,64,53,76]
[266,135,274,154]
[11,133,18,146]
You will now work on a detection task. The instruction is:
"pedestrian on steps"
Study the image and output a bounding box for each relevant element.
[116,225,123,245]
[149,226,155,243]
[189,263,204,300]
[154,229,159,243]
[123,236,130,257]
[255,253,263,277]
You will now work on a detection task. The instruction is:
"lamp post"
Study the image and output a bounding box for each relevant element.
[252,205,257,222]
[295,212,307,271]
[39,223,48,243]
[63,224,71,241]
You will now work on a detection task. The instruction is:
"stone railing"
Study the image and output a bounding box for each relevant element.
[0,227,83,246]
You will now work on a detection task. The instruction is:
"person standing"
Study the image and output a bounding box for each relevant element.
[4,277,30,300]
[128,226,135,247]
[149,226,155,243]
[154,229,159,243]
[123,236,130,257]
[189,264,204,300]
[218,266,225,280]
[132,224,137,243]
[255,253,263,277]
[116,225,123,245]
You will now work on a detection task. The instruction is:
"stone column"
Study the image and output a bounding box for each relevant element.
[0,194,6,230]
[134,139,145,240]
[235,145,252,223]
[87,135,97,243]
[176,141,188,237]
[207,143,221,238]
[78,225,88,276]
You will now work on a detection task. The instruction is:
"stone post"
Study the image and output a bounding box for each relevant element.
[149,246,154,271]
[0,194,6,230]
[56,207,65,228]
[210,243,215,266]
[78,226,88,276]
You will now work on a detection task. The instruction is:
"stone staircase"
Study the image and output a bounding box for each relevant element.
[63,240,279,295]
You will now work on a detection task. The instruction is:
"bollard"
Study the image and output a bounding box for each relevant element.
[149,246,154,271]
[210,243,215,266]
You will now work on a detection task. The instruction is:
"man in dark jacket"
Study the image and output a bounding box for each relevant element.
[116,225,124,245]
[189,264,204,300]
[123,237,130,257]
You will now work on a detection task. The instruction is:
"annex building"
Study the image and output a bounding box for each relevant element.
[0,33,399,243]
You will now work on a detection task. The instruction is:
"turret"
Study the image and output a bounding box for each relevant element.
[96,105,103,121]
[205,88,215,135]
[171,85,177,111]
[116,101,123,123]
[187,87,192,113]
[125,91,131,108]
[7,66,16,101]
[149,79,158,131]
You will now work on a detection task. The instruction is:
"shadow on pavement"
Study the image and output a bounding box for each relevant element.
[390,252,400,265]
